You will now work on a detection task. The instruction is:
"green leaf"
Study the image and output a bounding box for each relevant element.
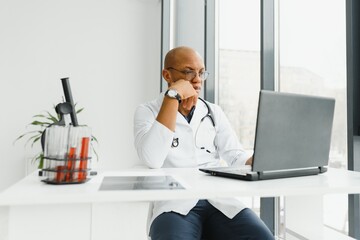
[29,120,51,126]
[25,134,42,147]
[38,154,44,169]
[76,107,84,114]
[46,117,58,123]
[45,111,59,123]
[31,136,41,148]
[32,114,46,118]
[91,135,98,143]
[31,153,41,165]
[14,133,29,143]
[91,142,99,161]
[13,130,43,145]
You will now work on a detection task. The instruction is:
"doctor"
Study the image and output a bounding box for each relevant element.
[134,46,273,240]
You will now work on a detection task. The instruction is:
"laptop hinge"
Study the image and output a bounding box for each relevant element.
[257,167,324,180]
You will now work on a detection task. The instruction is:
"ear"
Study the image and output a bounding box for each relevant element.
[162,69,172,85]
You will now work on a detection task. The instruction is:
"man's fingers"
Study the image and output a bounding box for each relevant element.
[182,99,192,110]
[170,80,197,100]
[181,95,198,110]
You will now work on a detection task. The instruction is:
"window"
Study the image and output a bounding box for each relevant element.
[218,0,262,217]
[279,0,347,234]
[218,0,260,152]
[218,0,347,235]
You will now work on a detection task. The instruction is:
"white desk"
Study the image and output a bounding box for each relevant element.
[1,168,360,240]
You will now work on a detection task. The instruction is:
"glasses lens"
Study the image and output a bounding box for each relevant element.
[200,71,209,81]
[169,68,209,81]
[186,71,197,81]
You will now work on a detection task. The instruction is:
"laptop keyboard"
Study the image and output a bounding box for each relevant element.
[208,166,252,176]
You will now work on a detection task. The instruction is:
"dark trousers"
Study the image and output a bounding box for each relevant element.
[150,200,274,240]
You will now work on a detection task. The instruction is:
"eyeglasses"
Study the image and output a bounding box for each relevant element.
[167,67,210,81]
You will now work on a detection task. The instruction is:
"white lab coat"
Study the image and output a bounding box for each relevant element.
[134,92,251,234]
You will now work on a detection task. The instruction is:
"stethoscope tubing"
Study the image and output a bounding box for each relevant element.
[198,97,215,127]
[171,98,216,150]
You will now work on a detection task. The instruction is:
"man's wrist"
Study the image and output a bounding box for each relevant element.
[165,89,182,103]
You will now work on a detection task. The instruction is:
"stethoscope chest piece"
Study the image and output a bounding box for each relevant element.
[171,137,179,148]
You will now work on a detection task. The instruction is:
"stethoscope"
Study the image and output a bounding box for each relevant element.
[171,97,216,152]
[198,97,215,127]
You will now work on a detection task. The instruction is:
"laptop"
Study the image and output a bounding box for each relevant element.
[199,90,335,181]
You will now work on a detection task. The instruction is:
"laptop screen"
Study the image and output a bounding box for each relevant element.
[252,91,335,172]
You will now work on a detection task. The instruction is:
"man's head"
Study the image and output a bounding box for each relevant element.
[163,46,207,94]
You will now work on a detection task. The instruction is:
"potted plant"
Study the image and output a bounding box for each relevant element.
[14,104,98,170]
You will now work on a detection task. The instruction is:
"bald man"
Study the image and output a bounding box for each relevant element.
[134,46,273,239]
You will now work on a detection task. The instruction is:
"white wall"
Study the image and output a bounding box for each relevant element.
[0,0,161,191]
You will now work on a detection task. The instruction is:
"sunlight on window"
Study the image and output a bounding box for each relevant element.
[218,0,347,236]
[280,0,347,235]
[218,0,260,151]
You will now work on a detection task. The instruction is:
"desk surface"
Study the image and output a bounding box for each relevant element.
[1,168,360,206]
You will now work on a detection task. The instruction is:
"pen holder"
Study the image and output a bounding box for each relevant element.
[41,125,92,184]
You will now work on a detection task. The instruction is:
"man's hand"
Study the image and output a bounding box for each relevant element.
[181,95,198,111]
[157,79,198,131]
[169,79,198,111]
[170,79,197,99]
[245,156,253,165]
